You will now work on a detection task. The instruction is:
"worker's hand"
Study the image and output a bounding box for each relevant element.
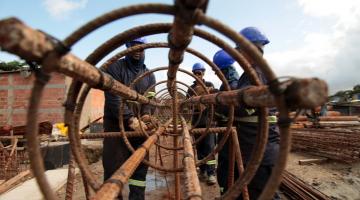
[209,88,219,94]
[128,117,148,132]
[141,114,151,123]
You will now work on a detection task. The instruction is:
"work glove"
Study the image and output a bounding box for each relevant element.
[141,114,159,130]
[141,114,151,123]
[128,117,148,132]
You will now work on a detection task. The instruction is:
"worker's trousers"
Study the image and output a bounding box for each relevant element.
[216,124,281,200]
[103,118,148,200]
[195,132,216,176]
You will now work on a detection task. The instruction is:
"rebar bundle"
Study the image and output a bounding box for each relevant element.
[291,127,360,163]
[280,170,330,200]
[0,1,329,199]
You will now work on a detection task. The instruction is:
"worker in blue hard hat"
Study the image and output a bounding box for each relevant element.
[103,37,156,200]
[213,49,239,90]
[224,27,280,200]
[187,62,217,185]
[237,26,269,54]
[213,49,241,194]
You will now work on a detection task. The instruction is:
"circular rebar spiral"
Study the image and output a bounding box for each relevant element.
[0,1,329,200]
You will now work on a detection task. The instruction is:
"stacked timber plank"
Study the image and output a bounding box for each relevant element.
[0,170,32,195]
[291,116,360,163]
[280,170,330,200]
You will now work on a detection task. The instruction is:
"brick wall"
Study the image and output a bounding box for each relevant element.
[0,71,66,126]
[79,88,104,129]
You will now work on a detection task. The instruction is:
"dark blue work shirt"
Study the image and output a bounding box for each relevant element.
[236,66,280,165]
[104,58,156,120]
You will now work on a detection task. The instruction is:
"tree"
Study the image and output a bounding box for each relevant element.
[0,60,26,71]
[353,84,360,93]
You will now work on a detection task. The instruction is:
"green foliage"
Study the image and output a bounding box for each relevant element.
[353,84,360,93]
[0,60,27,71]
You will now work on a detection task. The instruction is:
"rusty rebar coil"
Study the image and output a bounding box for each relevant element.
[0,2,303,200]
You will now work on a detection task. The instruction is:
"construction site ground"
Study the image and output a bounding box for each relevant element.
[55,139,360,200]
[286,152,360,200]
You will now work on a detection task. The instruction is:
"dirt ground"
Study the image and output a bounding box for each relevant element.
[56,139,220,200]
[286,152,360,200]
[56,140,360,200]
[56,160,220,200]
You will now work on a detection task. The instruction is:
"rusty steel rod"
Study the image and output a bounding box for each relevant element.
[222,108,269,200]
[184,78,328,109]
[181,117,202,200]
[227,136,235,189]
[79,127,235,140]
[173,86,181,200]
[281,170,331,200]
[231,129,250,200]
[63,4,175,46]
[65,154,76,200]
[25,75,56,200]
[166,0,205,95]
[60,21,243,176]
[67,84,102,190]
[0,18,163,108]
[0,1,332,199]
[173,134,181,200]
[91,119,172,200]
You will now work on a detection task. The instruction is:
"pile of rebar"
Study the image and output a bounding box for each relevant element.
[291,126,360,163]
[280,170,330,200]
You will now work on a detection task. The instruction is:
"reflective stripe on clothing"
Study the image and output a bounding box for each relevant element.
[129,179,146,187]
[235,115,277,123]
[245,108,256,115]
[206,160,217,165]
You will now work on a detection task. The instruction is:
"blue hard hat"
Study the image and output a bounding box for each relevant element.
[213,50,235,70]
[239,27,269,46]
[192,63,206,72]
[125,37,147,48]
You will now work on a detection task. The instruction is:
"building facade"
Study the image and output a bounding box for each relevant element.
[0,70,104,128]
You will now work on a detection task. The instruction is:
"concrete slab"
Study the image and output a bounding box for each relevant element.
[0,168,73,200]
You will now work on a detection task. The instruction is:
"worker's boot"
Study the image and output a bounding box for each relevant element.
[198,171,207,182]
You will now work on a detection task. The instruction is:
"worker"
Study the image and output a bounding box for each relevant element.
[102,37,156,200]
[213,49,239,91]
[212,49,241,194]
[187,62,217,185]
[233,27,280,199]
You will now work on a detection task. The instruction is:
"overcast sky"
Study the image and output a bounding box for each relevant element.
[1,0,359,95]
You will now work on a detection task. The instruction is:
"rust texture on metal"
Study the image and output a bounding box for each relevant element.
[184,78,328,109]
[79,127,234,139]
[0,18,163,108]
[280,170,331,200]
[291,127,360,163]
[91,120,171,200]
[166,0,204,94]
[0,1,331,199]
[227,136,235,189]
[231,129,250,200]
[181,117,202,200]
[0,18,54,62]
[65,154,76,200]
